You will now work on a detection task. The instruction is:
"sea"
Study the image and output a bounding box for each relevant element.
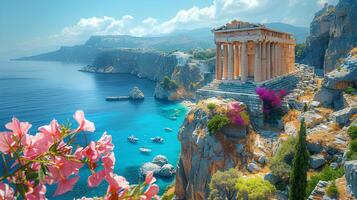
[0,60,187,199]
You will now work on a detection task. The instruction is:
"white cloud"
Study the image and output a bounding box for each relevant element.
[52,0,340,44]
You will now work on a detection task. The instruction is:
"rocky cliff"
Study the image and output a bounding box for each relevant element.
[314,48,357,109]
[303,1,357,73]
[81,49,178,81]
[175,98,256,199]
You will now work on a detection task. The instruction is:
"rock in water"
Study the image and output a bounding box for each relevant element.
[129,86,144,100]
[140,162,161,176]
[159,164,175,177]
[152,155,169,167]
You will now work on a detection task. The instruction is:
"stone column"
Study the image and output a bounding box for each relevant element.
[254,42,262,83]
[261,42,267,81]
[228,43,234,80]
[277,43,282,76]
[266,42,271,80]
[215,43,222,80]
[223,44,228,80]
[234,43,240,79]
[271,43,276,78]
[282,44,288,75]
[241,42,248,82]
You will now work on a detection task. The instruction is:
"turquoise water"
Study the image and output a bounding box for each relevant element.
[0,60,186,198]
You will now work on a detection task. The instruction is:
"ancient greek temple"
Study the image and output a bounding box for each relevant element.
[213,20,296,83]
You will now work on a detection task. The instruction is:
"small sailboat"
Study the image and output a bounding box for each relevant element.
[151,137,164,143]
[164,127,173,132]
[128,135,139,143]
[139,147,152,154]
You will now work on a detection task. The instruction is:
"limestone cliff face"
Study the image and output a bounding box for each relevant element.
[81,49,214,100]
[81,49,178,81]
[154,57,215,100]
[314,48,357,109]
[175,99,253,200]
[303,1,357,73]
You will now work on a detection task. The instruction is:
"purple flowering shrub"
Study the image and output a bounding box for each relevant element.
[226,102,250,126]
[256,87,287,120]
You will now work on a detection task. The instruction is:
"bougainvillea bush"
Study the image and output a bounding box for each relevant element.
[0,111,159,199]
[256,87,287,120]
[226,102,250,126]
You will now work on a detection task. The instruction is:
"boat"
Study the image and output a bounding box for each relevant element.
[139,147,152,154]
[127,135,139,143]
[169,116,177,120]
[164,127,173,132]
[151,137,164,143]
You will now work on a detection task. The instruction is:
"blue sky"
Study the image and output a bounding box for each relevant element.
[0,0,338,60]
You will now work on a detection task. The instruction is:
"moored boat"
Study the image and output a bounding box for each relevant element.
[164,127,173,132]
[151,137,164,143]
[128,135,139,143]
[139,147,152,154]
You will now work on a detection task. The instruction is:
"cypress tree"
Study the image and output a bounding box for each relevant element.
[289,118,310,200]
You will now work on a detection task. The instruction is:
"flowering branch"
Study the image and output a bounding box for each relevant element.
[0,111,159,199]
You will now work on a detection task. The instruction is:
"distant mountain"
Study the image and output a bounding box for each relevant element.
[16,33,214,64]
[265,22,309,44]
[16,23,308,63]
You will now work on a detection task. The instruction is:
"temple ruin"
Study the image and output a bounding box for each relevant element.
[214,20,296,83]
[197,20,301,125]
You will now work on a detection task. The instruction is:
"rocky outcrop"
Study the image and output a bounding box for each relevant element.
[154,53,215,101]
[175,98,253,200]
[303,1,357,73]
[129,86,144,100]
[314,49,357,109]
[345,160,357,198]
[140,155,175,178]
[81,49,178,81]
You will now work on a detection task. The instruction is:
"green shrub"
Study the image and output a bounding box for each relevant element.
[235,177,276,200]
[161,76,179,90]
[336,66,342,71]
[348,126,357,139]
[208,168,241,200]
[346,150,357,161]
[349,139,357,152]
[326,180,339,197]
[306,166,344,197]
[269,136,296,183]
[193,49,216,60]
[208,115,230,135]
[345,86,355,95]
[207,103,216,111]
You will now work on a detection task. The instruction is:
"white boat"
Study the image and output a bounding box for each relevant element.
[128,135,139,143]
[151,137,164,143]
[164,127,173,132]
[169,116,177,120]
[139,147,152,154]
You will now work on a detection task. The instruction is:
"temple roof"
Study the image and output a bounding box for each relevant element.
[213,20,264,32]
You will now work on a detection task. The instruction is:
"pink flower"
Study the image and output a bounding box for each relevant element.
[105,172,129,192]
[38,120,61,141]
[5,117,31,139]
[24,132,53,159]
[97,132,114,155]
[25,183,46,200]
[0,132,15,154]
[0,182,15,200]
[143,184,159,200]
[88,170,105,187]
[102,153,115,174]
[83,142,99,163]
[73,111,95,133]
[145,171,156,185]
[54,176,79,196]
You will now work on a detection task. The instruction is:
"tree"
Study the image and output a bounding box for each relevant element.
[208,168,241,200]
[235,176,276,200]
[289,118,309,200]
